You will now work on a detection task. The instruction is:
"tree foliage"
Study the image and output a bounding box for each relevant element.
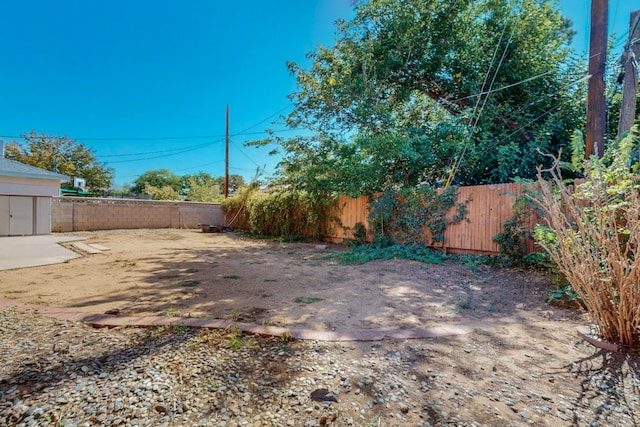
[143,184,180,201]
[213,174,245,194]
[185,174,221,202]
[130,170,246,200]
[5,131,113,193]
[131,169,183,196]
[259,0,584,194]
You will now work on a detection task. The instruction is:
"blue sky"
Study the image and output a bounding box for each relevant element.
[0,1,637,187]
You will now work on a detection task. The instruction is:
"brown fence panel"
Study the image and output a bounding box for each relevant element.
[324,195,371,242]
[441,183,523,254]
[323,183,539,254]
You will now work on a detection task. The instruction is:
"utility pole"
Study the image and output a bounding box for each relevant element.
[617,10,640,139]
[224,104,229,199]
[585,0,608,158]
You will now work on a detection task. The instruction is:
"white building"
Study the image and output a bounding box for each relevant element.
[0,156,68,236]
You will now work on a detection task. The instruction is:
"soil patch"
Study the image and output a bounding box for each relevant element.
[0,229,581,334]
[5,229,639,426]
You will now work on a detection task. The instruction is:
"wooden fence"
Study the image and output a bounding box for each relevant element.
[222,183,539,255]
[325,183,539,254]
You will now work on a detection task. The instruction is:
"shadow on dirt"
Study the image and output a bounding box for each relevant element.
[0,319,306,425]
[51,232,580,336]
[563,349,640,426]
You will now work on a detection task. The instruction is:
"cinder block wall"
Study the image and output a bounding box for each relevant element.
[52,197,225,232]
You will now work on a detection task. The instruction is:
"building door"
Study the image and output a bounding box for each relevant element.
[0,196,8,235]
[0,196,34,236]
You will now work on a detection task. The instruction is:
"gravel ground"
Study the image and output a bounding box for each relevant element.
[2,307,640,427]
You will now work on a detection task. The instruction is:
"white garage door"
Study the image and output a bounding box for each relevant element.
[0,196,34,236]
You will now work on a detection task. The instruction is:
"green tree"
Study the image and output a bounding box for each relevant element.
[5,131,113,193]
[143,184,180,200]
[184,172,221,201]
[131,169,183,196]
[213,174,246,194]
[105,184,134,198]
[259,0,584,194]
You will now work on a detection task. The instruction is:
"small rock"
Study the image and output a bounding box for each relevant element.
[310,389,337,403]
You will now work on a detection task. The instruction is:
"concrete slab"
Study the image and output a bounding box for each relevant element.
[72,241,103,254]
[88,243,110,251]
[0,234,85,270]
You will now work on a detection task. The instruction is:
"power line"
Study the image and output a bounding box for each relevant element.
[230,139,262,168]
[446,70,556,104]
[1,104,299,168]
[457,73,590,159]
[0,103,297,142]
[0,127,302,143]
[446,0,522,187]
[97,141,219,158]
[94,128,299,160]
[89,107,292,179]
[99,129,283,167]
[174,159,225,173]
[103,140,224,164]
[487,104,562,150]
[231,104,293,136]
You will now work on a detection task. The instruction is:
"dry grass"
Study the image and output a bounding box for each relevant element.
[531,143,640,349]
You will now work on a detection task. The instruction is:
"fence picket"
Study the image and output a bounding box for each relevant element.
[324,183,536,255]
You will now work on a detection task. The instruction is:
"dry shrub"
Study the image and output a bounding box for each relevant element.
[530,129,640,349]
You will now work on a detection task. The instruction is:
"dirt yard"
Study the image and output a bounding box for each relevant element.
[3,229,640,426]
[0,228,579,333]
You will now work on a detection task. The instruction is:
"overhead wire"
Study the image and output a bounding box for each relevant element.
[446,70,590,171]
[230,104,293,136]
[486,104,562,151]
[0,127,301,144]
[438,1,633,180]
[445,70,556,105]
[98,140,218,158]
[230,139,262,168]
[94,128,299,162]
[445,0,522,188]
[174,159,225,173]
[441,0,612,186]
[49,105,297,167]
[103,140,224,164]
[444,70,586,179]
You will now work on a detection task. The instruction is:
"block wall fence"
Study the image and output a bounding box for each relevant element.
[52,197,225,232]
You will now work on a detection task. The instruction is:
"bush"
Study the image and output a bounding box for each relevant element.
[493,193,536,266]
[368,185,467,246]
[493,188,553,269]
[329,242,443,265]
[222,188,332,240]
[530,128,640,349]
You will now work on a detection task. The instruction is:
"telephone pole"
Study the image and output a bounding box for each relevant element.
[617,10,640,139]
[224,104,229,198]
[585,0,608,158]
